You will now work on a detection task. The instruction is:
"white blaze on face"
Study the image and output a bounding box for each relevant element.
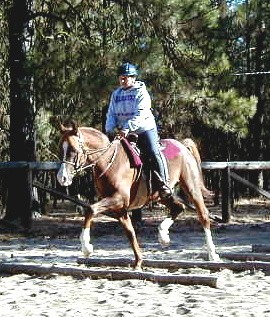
[57,141,74,186]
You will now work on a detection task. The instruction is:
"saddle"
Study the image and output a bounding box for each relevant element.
[121,134,168,195]
[120,134,142,168]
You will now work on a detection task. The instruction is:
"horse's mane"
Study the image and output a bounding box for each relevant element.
[59,120,109,147]
[79,127,109,145]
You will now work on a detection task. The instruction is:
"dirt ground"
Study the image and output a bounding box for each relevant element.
[1,198,270,317]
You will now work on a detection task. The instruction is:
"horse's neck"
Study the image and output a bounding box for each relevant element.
[80,128,110,150]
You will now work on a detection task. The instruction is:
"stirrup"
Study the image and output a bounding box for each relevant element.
[152,170,172,198]
[159,184,173,199]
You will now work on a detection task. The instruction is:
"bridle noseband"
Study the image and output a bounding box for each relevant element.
[62,131,118,178]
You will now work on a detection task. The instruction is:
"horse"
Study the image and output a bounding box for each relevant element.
[56,121,220,270]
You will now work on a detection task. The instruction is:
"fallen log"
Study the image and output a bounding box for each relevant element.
[252,245,270,253]
[77,257,270,273]
[219,252,270,262]
[0,262,219,288]
[199,252,270,262]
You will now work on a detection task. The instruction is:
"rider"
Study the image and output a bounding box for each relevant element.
[105,62,172,199]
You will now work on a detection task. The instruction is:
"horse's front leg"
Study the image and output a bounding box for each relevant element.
[80,195,127,257]
[118,212,143,271]
[80,209,94,256]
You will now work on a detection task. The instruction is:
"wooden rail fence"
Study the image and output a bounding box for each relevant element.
[0,161,270,228]
[201,161,270,222]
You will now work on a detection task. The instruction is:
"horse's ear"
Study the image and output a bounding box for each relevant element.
[50,115,63,130]
[60,119,78,134]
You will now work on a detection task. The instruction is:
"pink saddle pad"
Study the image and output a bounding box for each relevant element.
[160,139,181,160]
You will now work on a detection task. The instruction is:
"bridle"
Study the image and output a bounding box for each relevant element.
[62,131,119,178]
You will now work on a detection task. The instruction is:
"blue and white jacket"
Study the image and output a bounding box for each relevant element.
[105,81,156,135]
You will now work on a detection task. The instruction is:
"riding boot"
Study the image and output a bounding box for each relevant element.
[160,184,173,199]
[153,170,173,199]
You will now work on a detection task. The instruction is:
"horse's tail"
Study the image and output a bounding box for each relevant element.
[181,138,214,198]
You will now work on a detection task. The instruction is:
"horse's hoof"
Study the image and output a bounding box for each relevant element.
[81,243,94,257]
[133,266,143,272]
[158,229,170,245]
[210,253,221,262]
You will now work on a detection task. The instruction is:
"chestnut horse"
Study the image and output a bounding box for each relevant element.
[57,122,220,269]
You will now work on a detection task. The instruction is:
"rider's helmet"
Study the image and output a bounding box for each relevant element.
[117,62,138,76]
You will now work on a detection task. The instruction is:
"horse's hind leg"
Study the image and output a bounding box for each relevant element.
[196,198,220,261]
[158,196,185,245]
[118,212,143,270]
[80,209,94,256]
[185,188,220,261]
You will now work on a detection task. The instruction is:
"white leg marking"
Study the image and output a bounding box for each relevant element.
[80,228,93,256]
[158,218,174,245]
[204,227,220,261]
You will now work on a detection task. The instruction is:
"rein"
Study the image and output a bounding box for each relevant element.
[98,142,119,178]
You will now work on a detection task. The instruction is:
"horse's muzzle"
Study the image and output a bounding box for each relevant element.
[57,163,74,186]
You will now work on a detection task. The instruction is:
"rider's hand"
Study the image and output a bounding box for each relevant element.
[107,132,115,141]
[118,130,128,138]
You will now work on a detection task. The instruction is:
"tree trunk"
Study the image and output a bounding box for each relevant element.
[3,0,35,229]
[247,6,266,195]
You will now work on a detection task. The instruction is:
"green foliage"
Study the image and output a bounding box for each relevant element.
[2,0,270,161]
[198,89,257,137]
[35,109,59,161]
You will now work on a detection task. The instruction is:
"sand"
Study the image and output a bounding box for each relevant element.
[1,200,270,317]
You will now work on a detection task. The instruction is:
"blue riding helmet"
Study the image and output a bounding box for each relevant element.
[117,62,138,76]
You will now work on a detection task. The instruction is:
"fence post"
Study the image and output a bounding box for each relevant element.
[221,166,232,223]
[20,164,33,229]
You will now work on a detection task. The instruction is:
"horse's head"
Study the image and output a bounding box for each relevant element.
[57,120,85,186]
[57,121,110,187]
